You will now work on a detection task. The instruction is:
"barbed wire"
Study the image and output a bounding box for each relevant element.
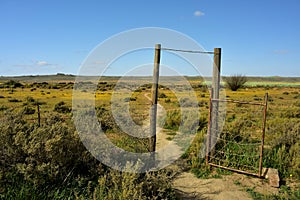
[161,47,215,54]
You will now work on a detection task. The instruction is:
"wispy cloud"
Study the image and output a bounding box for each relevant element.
[36,61,52,66]
[194,10,205,17]
[13,60,56,67]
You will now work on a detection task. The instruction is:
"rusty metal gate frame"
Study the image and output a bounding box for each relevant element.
[206,93,268,177]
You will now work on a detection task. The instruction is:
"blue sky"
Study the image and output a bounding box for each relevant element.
[0,0,299,76]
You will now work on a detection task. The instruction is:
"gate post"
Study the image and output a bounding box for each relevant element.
[209,48,221,159]
[149,44,161,166]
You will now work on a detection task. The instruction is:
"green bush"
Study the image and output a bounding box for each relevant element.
[8,98,22,102]
[225,74,247,91]
[3,80,24,88]
[26,96,35,103]
[0,108,177,199]
[162,110,181,130]
[158,92,167,98]
[0,112,102,186]
[124,97,136,102]
[264,118,300,178]
[179,97,198,107]
[22,106,35,115]
[81,166,176,200]
[54,101,71,113]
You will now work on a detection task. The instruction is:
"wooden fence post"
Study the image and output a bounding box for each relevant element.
[149,44,161,164]
[210,48,221,159]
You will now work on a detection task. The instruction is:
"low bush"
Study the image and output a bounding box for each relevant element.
[54,101,71,113]
[0,105,8,111]
[225,74,247,91]
[124,97,136,102]
[161,110,181,130]
[22,106,35,115]
[8,98,22,102]
[158,92,167,98]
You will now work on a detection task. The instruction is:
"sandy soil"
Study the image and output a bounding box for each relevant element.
[172,171,279,200]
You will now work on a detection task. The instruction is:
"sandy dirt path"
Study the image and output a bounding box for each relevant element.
[143,93,184,163]
[173,172,279,200]
[173,172,252,200]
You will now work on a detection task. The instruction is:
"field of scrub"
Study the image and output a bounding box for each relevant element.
[0,76,299,199]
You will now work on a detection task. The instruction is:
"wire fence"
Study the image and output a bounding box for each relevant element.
[207,94,268,177]
[161,47,215,54]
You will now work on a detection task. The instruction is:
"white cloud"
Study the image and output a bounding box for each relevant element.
[13,60,57,68]
[36,61,51,66]
[194,10,204,17]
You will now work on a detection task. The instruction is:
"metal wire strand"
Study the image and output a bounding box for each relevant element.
[161,47,215,54]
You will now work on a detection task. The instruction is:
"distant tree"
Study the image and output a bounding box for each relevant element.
[225,74,247,91]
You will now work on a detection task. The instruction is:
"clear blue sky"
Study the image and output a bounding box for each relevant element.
[0,0,299,76]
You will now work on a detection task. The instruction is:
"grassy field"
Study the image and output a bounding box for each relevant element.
[0,75,299,199]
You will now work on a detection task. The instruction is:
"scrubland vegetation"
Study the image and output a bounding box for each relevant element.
[0,76,299,199]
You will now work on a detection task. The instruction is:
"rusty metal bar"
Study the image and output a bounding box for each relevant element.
[212,99,264,106]
[258,93,268,177]
[208,163,261,177]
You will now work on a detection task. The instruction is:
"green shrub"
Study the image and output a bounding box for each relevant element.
[3,80,24,88]
[97,109,118,132]
[264,118,300,178]
[0,112,102,185]
[26,96,35,103]
[22,106,35,115]
[162,110,181,130]
[179,97,197,107]
[77,167,176,200]
[0,105,8,111]
[294,94,300,99]
[0,109,176,200]
[158,92,167,98]
[8,98,22,102]
[124,97,136,102]
[225,74,247,91]
[198,100,207,107]
[165,98,171,103]
[54,101,71,113]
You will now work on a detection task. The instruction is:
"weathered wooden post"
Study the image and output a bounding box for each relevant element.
[149,44,161,164]
[209,48,221,161]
